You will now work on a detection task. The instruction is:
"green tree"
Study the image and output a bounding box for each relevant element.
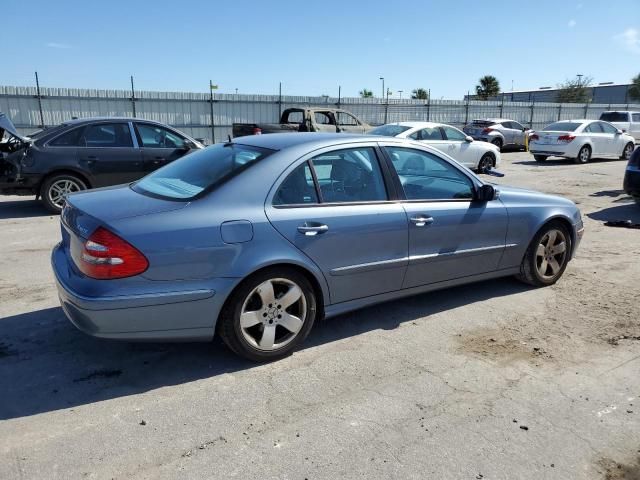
[359,88,373,98]
[555,76,592,103]
[628,74,640,102]
[475,75,501,100]
[411,88,429,100]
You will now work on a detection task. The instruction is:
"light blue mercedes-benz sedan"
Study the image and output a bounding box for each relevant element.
[52,133,584,361]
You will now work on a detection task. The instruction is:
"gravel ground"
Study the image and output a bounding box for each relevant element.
[0,151,639,480]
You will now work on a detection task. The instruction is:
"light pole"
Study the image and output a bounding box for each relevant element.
[576,74,583,85]
[398,90,403,100]
[235,88,238,94]
[379,77,384,100]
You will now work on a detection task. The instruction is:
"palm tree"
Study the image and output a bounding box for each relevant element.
[475,75,501,100]
[628,74,640,102]
[359,89,373,98]
[411,88,429,100]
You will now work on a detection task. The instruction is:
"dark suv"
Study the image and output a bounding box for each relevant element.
[623,145,640,205]
[0,115,203,212]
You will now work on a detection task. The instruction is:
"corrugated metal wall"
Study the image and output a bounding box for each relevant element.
[2,85,639,144]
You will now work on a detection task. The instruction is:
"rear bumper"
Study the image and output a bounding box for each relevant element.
[623,166,640,198]
[52,243,236,341]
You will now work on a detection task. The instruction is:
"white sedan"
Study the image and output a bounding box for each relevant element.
[529,119,636,164]
[368,122,501,172]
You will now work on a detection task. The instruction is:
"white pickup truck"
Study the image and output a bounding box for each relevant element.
[599,111,640,142]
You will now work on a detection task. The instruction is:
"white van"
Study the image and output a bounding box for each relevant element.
[599,111,640,142]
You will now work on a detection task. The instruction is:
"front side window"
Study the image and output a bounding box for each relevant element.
[273,162,318,206]
[511,121,524,130]
[312,147,387,203]
[82,123,133,147]
[136,123,186,148]
[409,127,444,141]
[442,126,467,141]
[134,143,273,200]
[50,127,83,146]
[585,123,603,133]
[599,122,617,134]
[337,112,358,126]
[385,147,474,201]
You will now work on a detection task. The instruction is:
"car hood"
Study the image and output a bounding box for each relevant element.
[0,112,29,143]
[66,184,189,225]
[495,184,576,207]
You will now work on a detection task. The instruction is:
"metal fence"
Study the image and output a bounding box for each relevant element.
[2,85,639,144]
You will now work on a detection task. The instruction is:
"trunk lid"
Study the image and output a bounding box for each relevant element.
[532,131,571,145]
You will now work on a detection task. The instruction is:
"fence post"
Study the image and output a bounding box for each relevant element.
[337,85,341,109]
[499,94,504,117]
[426,89,431,121]
[130,76,137,118]
[557,104,562,121]
[278,82,282,119]
[529,100,535,128]
[34,71,45,128]
[584,102,589,118]
[209,80,216,144]
[464,91,470,124]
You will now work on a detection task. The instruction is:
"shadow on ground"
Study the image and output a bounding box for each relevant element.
[0,199,51,220]
[513,158,619,167]
[0,278,530,420]
[587,201,640,223]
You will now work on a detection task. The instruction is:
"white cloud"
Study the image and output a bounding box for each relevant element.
[614,28,640,54]
[568,19,577,28]
[45,42,71,49]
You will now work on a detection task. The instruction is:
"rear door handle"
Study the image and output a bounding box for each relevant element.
[297,224,329,236]
[410,215,434,227]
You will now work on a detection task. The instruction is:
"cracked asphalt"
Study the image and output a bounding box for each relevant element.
[1,151,639,479]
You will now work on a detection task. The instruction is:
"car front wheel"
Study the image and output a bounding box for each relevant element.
[516,221,572,287]
[218,267,317,362]
[40,174,87,214]
[621,142,634,161]
[477,153,494,173]
[534,155,547,162]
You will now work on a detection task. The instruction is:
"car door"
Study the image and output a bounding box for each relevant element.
[599,121,624,156]
[501,122,517,146]
[440,125,476,168]
[509,121,526,147]
[381,145,508,289]
[77,122,143,187]
[336,112,365,134]
[265,144,408,304]
[583,122,608,156]
[134,122,192,173]
[311,112,339,133]
[631,113,640,141]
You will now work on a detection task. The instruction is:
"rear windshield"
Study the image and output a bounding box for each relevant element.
[368,124,412,136]
[469,120,496,127]
[600,112,629,123]
[543,122,581,132]
[133,143,274,200]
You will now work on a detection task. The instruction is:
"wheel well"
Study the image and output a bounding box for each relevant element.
[539,217,575,250]
[219,263,327,329]
[38,170,92,193]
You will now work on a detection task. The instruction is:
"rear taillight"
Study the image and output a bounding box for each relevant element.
[79,227,148,279]
[558,135,575,143]
[530,133,539,141]
[482,127,494,133]
[253,127,262,135]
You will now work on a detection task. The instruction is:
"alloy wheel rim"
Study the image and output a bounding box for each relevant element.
[624,145,633,159]
[580,147,589,162]
[49,179,82,208]
[480,156,492,172]
[535,229,567,280]
[239,278,307,351]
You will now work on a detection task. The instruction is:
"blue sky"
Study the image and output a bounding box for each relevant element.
[2,0,639,98]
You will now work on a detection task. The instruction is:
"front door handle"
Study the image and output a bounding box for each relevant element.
[410,215,434,227]
[297,223,329,236]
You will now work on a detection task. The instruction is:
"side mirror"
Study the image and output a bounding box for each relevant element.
[465,135,474,143]
[182,140,196,150]
[475,184,497,202]
[616,129,623,135]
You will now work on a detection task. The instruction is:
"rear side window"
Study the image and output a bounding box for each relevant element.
[284,110,304,124]
[50,127,83,146]
[600,112,629,122]
[134,143,273,200]
[314,112,335,125]
[632,113,640,122]
[82,123,133,147]
[441,126,467,141]
[273,162,318,206]
[543,122,581,132]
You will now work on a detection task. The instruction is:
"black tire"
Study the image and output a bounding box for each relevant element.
[477,153,494,173]
[40,173,87,214]
[621,142,635,161]
[534,155,548,162]
[574,145,591,164]
[516,220,572,287]
[217,267,317,362]
[491,138,503,151]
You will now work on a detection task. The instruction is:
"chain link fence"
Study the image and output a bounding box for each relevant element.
[2,85,638,144]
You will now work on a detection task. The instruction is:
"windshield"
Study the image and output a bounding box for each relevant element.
[600,112,628,123]
[368,124,412,137]
[543,122,581,132]
[469,120,496,127]
[133,143,274,200]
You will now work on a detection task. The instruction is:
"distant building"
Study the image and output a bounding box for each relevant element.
[467,83,637,104]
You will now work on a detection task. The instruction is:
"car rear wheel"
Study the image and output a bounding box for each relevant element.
[491,138,503,151]
[516,221,571,287]
[40,174,87,214]
[534,155,547,162]
[477,153,494,173]
[621,142,634,160]
[574,145,591,164]
[218,267,317,362]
